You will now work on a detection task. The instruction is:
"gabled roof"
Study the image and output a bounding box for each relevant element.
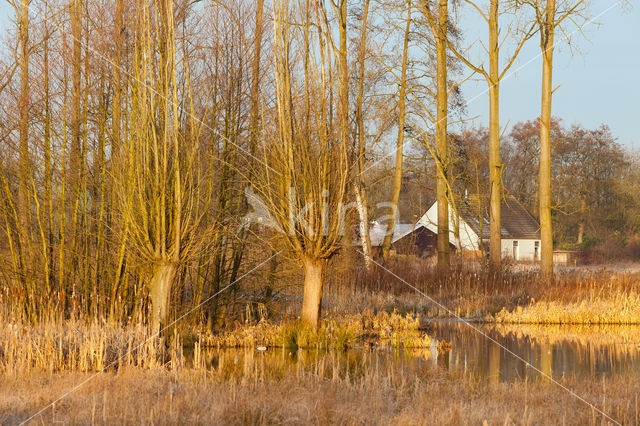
[456,195,540,240]
[454,199,491,239]
[368,222,423,247]
[499,197,541,239]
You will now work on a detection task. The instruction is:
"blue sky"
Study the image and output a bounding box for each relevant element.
[455,1,640,149]
[0,1,637,148]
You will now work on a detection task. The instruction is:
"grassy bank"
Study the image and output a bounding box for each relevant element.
[201,310,429,350]
[3,357,637,425]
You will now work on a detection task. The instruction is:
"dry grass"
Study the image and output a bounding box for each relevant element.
[2,355,638,425]
[0,318,185,376]
[201,310,429,350]
[3,261,640,424]
[490,295,640,324]
[0,309,430,379]
[325,257,640,324]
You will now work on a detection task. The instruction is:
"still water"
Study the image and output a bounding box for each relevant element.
[428,322,640,382]
[190,323,640,383]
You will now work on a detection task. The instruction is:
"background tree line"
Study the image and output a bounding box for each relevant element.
[0,0,631,330]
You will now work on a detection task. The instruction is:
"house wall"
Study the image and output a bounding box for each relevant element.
[419,202,540,260]
[501,239,540,261]
[419,202,480,251]
[553,251,577,264]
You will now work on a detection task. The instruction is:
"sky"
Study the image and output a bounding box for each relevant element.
[0,1,637,148]
[455,1,640,149]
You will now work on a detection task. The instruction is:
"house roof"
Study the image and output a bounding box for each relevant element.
[456,195,540,240]
[368,222,423,247]
[360,194,540,249]
[455,200,491,239]
[499,197,541,239]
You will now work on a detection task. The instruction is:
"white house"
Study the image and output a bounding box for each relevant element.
[418,196,541,261]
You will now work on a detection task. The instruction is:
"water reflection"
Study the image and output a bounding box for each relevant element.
[185,345,431,382]
[185,324,640,384]
[429,322,640,382]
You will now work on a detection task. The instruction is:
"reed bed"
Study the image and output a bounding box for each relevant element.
[0,309,430,379]
[199,309,430,350]
[0,318,188,376]
[490,294,640,324]
[326,258,640,324]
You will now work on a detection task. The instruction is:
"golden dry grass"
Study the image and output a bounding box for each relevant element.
[490,294,640,324]
[326,260,640,324]
[2,358,638,425]
[0,310,430,379]
[201,310,430,350]
[3,263,640,424]
[0,318,187,376]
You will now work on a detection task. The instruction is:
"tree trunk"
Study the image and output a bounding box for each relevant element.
[382,0,411,259]
[300,256,326,330]
[68,0,82,305]
[18,0,30,286]
[539,0,555,281]
[577,196,585,244]
[488,0,502,275]
[435,0,450,275]
[44,17,54,294]
[354,0,373,269]
[354,185,373,269]
[150,262,177,333]
[112,0,123,155]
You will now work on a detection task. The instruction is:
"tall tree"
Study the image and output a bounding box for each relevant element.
[353,0,373,269]
[256,0,350,329]
[116,0,208,333]
[527,0,585,279]
[538,0,555,280]
[17,0,31,288]
[447,0,534,273]
[419,0,450,274]
[381,0,411,259]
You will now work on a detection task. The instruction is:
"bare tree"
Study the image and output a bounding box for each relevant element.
[353,0,374,269]
[255,0,350,329]
[115,0,208,333]
[525,0,586,279]
[17,0,31,290]
[447,0,535,273]
[419,0,451,274]
[381,0,411,259]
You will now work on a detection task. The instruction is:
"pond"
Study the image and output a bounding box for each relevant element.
[188,323,640,383]
[428,322,640,383]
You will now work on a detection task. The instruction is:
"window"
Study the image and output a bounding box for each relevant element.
[513,241,519,260]
[534,241,540,261]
